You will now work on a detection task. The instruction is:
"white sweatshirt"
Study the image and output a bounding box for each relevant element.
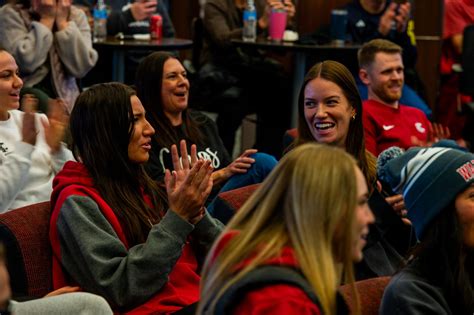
[0,110,73,212]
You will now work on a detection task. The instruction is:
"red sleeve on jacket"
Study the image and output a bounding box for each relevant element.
[232,284,322,315]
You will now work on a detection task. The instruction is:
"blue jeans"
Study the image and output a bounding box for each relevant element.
[207,152,277,223]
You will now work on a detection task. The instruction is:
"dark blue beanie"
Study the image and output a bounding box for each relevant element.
[383,147,474,239]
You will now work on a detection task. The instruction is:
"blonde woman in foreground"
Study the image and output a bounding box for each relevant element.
[197,143,375,315]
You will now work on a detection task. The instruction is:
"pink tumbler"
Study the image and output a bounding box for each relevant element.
[269,9,287,42]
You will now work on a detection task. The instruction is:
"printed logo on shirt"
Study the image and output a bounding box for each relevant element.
[129,21,150,28]
[0,142,8,153]
[158,147,221,173]
[383,125,395,131]
[415,122,426,133]
[356,20,366,28]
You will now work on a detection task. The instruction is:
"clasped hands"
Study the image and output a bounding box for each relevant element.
[378,1,411,35]
[21,95,69,154]
[33,0,72,30]
[165,140,213,225]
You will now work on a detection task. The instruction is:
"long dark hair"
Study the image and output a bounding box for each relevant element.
[295,60,377,187]
[411,205,474,314]
[135,51,203,148]
[70,82,167,246]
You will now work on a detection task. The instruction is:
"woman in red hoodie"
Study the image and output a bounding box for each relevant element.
[197,143,375,315]
[49,82,224,314]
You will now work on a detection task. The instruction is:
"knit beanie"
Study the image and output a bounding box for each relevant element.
[383,147,474,239]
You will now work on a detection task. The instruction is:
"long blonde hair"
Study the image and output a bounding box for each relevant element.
[197,143,361,315]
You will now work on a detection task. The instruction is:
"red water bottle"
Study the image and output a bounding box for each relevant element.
[150,14,163,39]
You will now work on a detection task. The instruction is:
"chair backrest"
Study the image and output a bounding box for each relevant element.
[282,128,298,153]
[460,24,474,97]
[217,184,260,212]
[212,184,260,223]
[0,202,53,298]
[339,276,391,315]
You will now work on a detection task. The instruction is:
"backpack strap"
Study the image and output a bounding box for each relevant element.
[211,265,323,315]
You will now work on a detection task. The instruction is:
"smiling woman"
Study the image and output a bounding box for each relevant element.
[135,51,277,223]
[0,48,73,212]
[303,77,355,148]
[49,82,224,314]
[0,50,22,120]
[295,60,373,186]
[291,60,414,281]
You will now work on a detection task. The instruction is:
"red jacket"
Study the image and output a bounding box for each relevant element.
[49,161,203,314]
[212,231,322,315]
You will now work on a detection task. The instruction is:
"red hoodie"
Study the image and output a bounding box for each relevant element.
[210,231,322,315]
[50,161,207,314]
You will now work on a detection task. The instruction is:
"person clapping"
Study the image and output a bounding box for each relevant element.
[0,0,98,112]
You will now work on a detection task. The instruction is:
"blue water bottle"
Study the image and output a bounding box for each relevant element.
[93,0,108,42]
[243,0,257,42]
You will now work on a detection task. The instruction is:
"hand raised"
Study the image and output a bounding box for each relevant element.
[378,2,397,36]
[130,0,157,21]
[21,94,38,146]
[56,0,72,30]
[165,140,211,222]
[165,159,213,222]
[42,99,68,154]
[35,0,57,29]
[169,140,198,187]
[394,2,411,33]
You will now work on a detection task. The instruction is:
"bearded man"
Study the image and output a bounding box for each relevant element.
[358,39,432,155]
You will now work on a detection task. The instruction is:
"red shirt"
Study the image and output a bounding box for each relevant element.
[362,99,430,156]
[441,0,474,74]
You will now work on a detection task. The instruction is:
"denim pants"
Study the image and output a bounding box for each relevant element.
[207,152,277,223]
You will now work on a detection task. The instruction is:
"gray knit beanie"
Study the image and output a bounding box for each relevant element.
[383,147,474,239]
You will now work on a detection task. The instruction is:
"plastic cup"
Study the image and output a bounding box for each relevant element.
[330,9,348,46]
[269,9,287,42]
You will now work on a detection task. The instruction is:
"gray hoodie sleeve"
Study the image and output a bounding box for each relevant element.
[56,195,222,309]
[55,6,98,78]
[0,5,53,74]
[379,270,451,315]
[190,208,225,266]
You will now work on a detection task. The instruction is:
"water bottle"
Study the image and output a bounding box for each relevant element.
[242,0,257,42]
[93,0,107,41]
